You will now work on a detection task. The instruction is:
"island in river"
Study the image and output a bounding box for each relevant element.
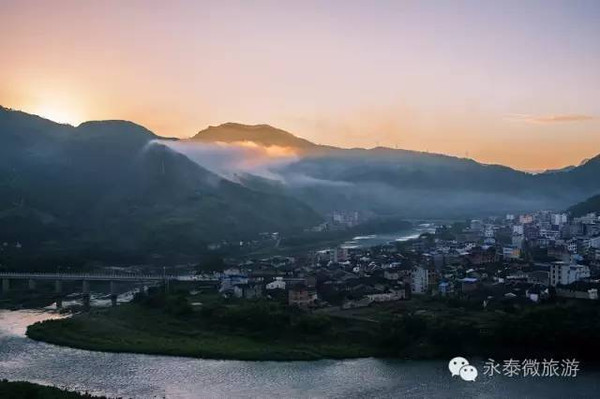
[25,286,600,362]
[27,295,377,361]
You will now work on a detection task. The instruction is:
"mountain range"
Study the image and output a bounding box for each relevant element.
[191,122,600,218]
[2,106,600,260]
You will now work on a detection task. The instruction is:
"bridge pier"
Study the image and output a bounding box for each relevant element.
[55,280,63,309]
[28,279,36,290]
[2,278,9,294]
[82,280,90,309]
[110,281,117,306]
[138,281,147,294]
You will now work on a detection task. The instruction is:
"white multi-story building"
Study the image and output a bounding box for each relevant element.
[520,214,534,224]
[539,229,560,240]
[513,224,524,235]
[367,288,406,302]
[550,262,590,286]
[411,266,429,294]
[551,213,568,226]
[266,277,286,290]
[574,213,599,224]
[588,236,600,249]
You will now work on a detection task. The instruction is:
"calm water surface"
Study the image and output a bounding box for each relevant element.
[1,310,599,398]
[341,226,434,249]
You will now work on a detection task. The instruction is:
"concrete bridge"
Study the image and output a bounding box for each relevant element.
[0,272,218,308]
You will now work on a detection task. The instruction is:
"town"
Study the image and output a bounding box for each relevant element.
[210,210,600,312]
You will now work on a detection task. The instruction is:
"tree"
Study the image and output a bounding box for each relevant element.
[196,255,226,273]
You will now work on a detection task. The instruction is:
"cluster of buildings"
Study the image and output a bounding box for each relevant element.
[212,210,600,309]
[308,210,369,232]
[499,211,600,263]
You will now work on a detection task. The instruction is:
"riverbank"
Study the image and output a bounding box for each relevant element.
[0,380,108,398]
[25,288,600,363]
[27,303,378,361]
[245,218,415,257]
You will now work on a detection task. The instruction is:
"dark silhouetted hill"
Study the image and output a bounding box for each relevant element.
[0,107,321,260]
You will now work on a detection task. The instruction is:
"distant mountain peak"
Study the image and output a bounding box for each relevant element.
[75,120,157,142]
[580,155,600,166]
[192,122,317,149]
[78,120,155,134]
[218,122,275,129]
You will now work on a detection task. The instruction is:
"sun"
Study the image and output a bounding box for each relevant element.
[32,104,82,126]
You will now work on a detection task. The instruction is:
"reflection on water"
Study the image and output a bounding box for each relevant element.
[342,227,433,249]
[0,309,66,337]
[1,310,599,398]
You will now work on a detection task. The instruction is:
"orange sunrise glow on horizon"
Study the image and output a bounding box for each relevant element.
[1,0,599,171]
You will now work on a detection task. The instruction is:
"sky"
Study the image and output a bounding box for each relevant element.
[1,0,599,171]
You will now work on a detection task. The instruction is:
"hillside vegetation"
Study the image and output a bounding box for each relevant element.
[0,107,321,262]
[568,193,600,216]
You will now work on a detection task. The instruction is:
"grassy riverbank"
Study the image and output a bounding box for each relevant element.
[26,287,600,362]
[27,302,378,361]
[0,380,108,399]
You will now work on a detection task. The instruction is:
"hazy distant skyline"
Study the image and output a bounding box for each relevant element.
[1,0,599,171]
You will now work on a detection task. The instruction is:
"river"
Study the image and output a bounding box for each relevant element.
[1,310,598,398]
[340,224,434,249]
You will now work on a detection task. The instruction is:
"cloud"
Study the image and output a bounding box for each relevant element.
[151,139,298,181]
[149,139,353,190]
[506,113,596,124]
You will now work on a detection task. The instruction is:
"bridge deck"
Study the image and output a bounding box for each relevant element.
[0,272,218,282]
